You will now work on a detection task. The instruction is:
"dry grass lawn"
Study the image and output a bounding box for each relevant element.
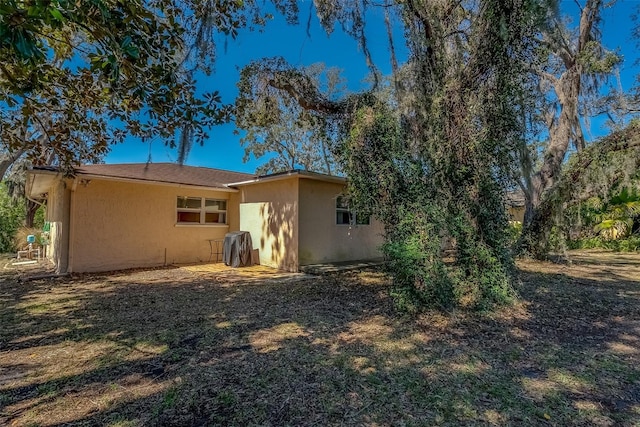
[1,251,639,426]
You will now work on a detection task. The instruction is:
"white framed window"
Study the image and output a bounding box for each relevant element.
[177,197,227,224]
[336,196,370,226]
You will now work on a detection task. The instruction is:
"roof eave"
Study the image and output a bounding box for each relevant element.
[26,169,63,199]
[74,172,240,192]
[227,170,347,187]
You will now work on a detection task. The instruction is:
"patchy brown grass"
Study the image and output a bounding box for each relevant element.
[0,251,639,426]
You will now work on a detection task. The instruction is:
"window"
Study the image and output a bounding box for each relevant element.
[336,196,370,226]
[336,197,352,225]
[177,197,227,225]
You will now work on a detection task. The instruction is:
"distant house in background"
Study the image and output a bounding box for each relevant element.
[26,163,384,273]
[506,190,526,223]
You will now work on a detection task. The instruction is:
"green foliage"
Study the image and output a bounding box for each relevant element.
[383,208,454,312]
[507,222,523,246]
[0,0,289,172]
[338,91,518,311]
[592,188,640,239]
[0,182,24,253]
[565,185,640,241]
[33,204,45,230]
[520,122,640,258]
[577,41,622,74]
[567,236,640,252]
[560,185,640,252]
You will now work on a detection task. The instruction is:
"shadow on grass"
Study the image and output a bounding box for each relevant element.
[0,254,639,426]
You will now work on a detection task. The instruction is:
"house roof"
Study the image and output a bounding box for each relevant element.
[73,163,255,188]
[29,162,256,190]
[506,189,526,207]
[227,169,347,187]
[27,164,346,198]
[27,163,255,198]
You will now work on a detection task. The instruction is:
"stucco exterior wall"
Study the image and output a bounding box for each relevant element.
[46,179,71,273]
[68,179,235,272]
[508,206,525,223]
[227,192,241,232]
[297,179,384,265]
[239,179,299,271]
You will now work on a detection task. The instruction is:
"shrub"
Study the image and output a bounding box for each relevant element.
[507,221,522,246]
[567,235,640,252]
[0,184,24,253]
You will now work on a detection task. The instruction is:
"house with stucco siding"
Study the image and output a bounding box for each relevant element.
[26,163,384,273]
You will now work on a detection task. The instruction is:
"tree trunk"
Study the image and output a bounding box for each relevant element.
[25,199,39,228]
[520,0,603,255]
[530,69,581,205]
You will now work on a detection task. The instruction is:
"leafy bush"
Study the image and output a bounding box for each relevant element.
[0,183,24,253]
[33,204,46,230]
[383,208,516,312]
[507,221,522,246]
[567,235,640,252]
[382,210,455,313]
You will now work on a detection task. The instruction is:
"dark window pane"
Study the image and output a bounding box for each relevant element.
[204,212,226,224]
[205,199,227,211]
[337,211,351,225]
[177,211,200,223]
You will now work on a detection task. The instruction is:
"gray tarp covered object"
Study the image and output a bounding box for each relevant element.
[223,231,253,267]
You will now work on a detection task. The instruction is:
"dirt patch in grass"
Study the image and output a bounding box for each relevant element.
[1,252,639,426]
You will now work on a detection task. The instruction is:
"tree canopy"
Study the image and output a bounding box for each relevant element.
[236,60,344,175]
[0,0,299,176]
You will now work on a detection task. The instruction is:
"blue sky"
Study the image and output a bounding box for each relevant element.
[105,1,640,173]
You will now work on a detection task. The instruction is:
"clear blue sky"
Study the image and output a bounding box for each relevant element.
[105,1,640,173]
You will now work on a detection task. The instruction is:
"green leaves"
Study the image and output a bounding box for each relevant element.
[0,0,251,171]
[49,8,64,22]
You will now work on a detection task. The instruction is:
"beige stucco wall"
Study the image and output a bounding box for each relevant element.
[508,206,525,223]
[228,192,241,231]
[297,179,384,265]
[68,179,236,272]
[46,179,71,273]
[239,179,299,272]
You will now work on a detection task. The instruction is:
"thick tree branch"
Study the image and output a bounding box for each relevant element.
[266,73,345,115]
[578,0,600,51]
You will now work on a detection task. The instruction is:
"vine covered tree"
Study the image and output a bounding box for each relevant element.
[237,0,545,310]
